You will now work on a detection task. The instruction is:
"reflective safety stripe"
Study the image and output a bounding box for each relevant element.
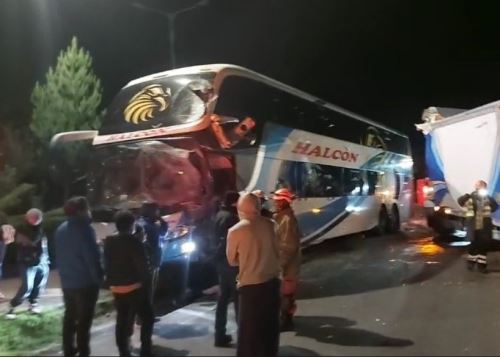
[467,254,478,262]
[477,255,487,264]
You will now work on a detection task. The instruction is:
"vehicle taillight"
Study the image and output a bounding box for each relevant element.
[416,179,433,206]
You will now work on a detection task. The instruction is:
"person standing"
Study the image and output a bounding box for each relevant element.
[213,191,240,347]
[252,190,273,218]
[6,208,50,319]
[272,188,302,331]
[55,197,103,357]
[458,180,499,273]
[136,202,168,303]
[104,210,154,357]
[0,222,15,300]
[227,193,281,357]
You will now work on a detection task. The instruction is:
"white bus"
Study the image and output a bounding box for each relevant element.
[52,64,413,253]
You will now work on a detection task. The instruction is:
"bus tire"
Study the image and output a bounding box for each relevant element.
[389,205,400,233]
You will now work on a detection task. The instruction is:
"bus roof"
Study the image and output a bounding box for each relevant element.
[124,64,408,138]
[417,100,500,134]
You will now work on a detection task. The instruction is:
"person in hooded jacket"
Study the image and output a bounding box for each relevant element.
[227,193,281,357]
[55,197,103,357]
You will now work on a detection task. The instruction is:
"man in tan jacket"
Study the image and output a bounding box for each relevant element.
[227,193,281,357]
[272,188,302,331]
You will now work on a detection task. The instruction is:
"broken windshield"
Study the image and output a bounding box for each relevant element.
[88,140,210,214]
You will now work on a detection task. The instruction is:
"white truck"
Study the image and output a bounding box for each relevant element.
[415,101,500,239]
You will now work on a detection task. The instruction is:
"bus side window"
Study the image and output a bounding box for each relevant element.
[343,169,363,196]
[366,171,379,196]
[301,163,342,198]
[276,161,298,194]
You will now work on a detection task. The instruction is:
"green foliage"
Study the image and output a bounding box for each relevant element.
[0,296,114,355]
[29,36,104,204]
[2,126,36,181]
[0,183,36,215]
[0,165,19,197]
[5,207,66,236]
[0,309,60,355]
[30,36,103,150]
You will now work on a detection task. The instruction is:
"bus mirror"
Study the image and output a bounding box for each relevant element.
[50,130,98,149]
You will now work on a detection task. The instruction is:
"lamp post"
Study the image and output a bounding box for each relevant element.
[132,0,209,69]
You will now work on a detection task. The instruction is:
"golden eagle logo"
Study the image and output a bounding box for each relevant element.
[124,84,171,124]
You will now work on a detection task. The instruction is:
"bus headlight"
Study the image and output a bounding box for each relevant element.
[181,241,196,254]
[444,208,452,215]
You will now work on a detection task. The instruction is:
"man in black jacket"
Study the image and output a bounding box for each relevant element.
[0,222,15,300]
[6,208,49,319]
[104,210,154,357]
[458,180,499,273]
[136,202,168,303]
[213,191,240,347]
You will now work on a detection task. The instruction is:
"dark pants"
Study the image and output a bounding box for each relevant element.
[468,229,491,267]
[62,286,99,357]
[0,241,6,279]
[150,267,159,303]
[113,287,154,357]
[281,277,298,325]
[237,278,281,357]
[10,263,49,307]
[215,263,238,339]
[0,241,4,281]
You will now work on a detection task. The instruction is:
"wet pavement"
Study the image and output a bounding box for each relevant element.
[31,223,500,355]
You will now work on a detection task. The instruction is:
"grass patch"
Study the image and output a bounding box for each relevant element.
[0,296,114,356]
[0,309,61,355]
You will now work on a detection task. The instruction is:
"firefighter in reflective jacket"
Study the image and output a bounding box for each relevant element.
[272,188,301,331]
[458,180,499,273]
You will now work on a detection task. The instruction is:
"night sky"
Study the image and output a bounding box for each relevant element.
[1,0,500,174]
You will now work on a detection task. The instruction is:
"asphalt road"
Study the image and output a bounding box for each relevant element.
[43,224,500,356]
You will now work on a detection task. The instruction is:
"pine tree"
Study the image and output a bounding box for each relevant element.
[31,36,103,149]
[30,36,104,204]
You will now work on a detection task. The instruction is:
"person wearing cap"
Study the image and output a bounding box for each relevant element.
[272,188,302,331]
[6,208,50,319]
[252,190,273,218]
[227,193,281,357]
[55,196,103,357]
[458,180,499,273]
[213,191,240,347]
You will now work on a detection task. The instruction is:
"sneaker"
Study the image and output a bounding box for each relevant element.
[0,291,6,300]
[29,303,42,315]
[5,308,17,320]
[214,334,233,347]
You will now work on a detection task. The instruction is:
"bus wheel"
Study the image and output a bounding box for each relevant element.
[389,205,400,233]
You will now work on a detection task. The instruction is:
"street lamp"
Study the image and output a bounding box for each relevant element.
[132,0,210,69]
